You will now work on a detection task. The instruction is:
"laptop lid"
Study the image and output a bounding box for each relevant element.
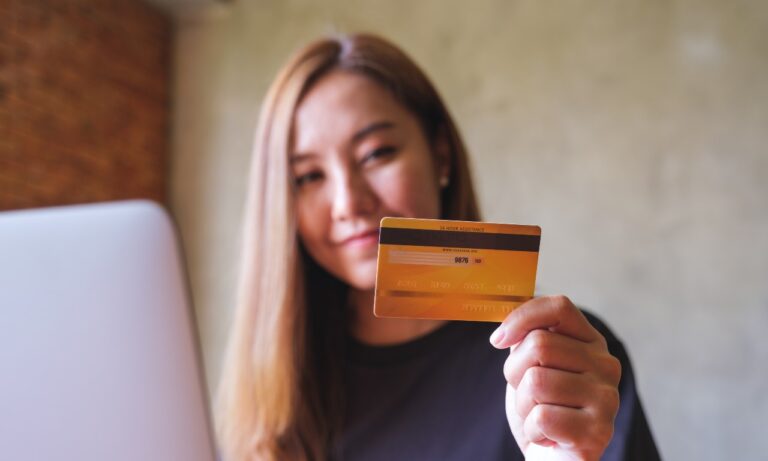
[0,200,217,461]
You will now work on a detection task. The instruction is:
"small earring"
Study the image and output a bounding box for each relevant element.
[439,176,449,188]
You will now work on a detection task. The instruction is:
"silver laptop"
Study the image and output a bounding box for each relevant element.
[0,200,217,461]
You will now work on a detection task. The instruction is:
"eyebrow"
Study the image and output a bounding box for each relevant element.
[290,152,316,165]
[290,120,396,164]
[351,121,395,144]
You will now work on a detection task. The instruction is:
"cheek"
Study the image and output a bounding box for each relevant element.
[374,161,441,218]
[296,196,328,253]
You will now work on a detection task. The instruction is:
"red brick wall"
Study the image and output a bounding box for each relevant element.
[0,0,172,211]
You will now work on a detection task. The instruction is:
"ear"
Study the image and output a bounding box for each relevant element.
[433,127,452,188]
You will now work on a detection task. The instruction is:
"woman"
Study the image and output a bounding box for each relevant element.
[216,33,659,461]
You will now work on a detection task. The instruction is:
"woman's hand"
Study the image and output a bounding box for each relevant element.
[490,295,621,461]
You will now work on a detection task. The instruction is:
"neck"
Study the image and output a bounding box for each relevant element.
[348,288,447,346]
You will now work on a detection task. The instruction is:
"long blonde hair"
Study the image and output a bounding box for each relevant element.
[216,33,481,461]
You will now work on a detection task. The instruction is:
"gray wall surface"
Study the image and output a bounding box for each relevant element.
[168,1,768,459]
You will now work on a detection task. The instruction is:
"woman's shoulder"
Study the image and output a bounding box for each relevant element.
[578,308,632,366]
[580,308,619,340]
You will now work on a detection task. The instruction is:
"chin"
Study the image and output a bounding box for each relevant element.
[344,261,377,291]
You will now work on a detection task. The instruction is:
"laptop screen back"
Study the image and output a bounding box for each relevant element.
[0,201,216,461]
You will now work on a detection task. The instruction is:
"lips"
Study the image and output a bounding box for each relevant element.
[339,228,379,246]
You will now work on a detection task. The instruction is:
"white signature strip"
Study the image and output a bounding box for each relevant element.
[389,250,470,266]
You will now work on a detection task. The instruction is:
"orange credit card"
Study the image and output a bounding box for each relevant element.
[373,217,541,322]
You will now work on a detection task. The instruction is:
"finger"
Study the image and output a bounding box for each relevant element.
[524,404,615,454]
[503,329,597,388]
[491,295,601,349]
[514,366,592,420]
[503,329,622,388]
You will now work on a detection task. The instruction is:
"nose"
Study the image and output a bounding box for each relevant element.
[330,163,377,222]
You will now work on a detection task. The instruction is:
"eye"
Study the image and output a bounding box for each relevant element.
[362,146,397,164]
[294,170,324,188]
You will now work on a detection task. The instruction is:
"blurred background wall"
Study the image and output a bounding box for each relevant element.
[0,0,171,210]
[167,1,767,460]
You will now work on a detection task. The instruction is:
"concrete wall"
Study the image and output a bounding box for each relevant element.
[169,1,768,459]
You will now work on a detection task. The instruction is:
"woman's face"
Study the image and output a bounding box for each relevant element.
[291,70,448,290]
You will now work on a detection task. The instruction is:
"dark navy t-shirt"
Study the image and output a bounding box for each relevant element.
[330,311,660,460]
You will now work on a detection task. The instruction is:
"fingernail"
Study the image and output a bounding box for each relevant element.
[490,326,506,348]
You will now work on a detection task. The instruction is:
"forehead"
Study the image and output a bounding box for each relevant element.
[292,70,415,152]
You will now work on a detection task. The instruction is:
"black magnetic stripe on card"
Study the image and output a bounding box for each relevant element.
[379,227,540,252]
